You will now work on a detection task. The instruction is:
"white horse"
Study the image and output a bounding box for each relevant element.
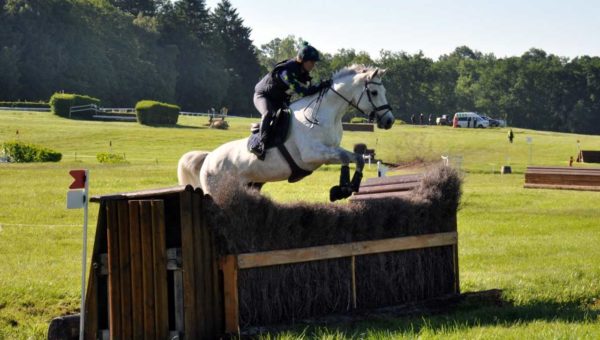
[178,65,395,201]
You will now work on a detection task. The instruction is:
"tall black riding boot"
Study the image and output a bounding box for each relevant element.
[251,111,275,160]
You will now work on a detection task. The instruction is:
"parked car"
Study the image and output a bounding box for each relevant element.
[480,115,500,127]
[452,112,489,128]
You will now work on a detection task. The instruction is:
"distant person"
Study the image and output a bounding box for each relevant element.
[419,113,424,125]
[508,129,514,143]
[410,114,415,124]
[428,114,433,125]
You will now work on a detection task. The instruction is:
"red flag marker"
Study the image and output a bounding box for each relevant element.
[69,170,87,189]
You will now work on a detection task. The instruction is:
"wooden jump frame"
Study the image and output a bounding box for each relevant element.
[342,123,375,132]
[579,150,600,163]
[50,172,459,339]
[219,231,458,333]
[524,166,600,191]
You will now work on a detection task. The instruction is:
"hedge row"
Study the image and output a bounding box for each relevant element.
[135,100,180,126]
[2,141,62,162]
[49,93,101,118]
[0,101,49,109]
[96,152,128,164]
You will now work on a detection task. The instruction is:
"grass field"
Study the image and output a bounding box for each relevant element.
[1,111,599,339]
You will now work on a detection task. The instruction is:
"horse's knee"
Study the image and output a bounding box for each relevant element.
[355,153,365,169]
[339,151,351,165]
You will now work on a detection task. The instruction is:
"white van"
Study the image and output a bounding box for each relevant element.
[452,112,489,128]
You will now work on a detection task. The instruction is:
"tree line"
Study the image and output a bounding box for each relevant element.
[259,37,600,135]
[1,1,599,134]
[0,0,260,114]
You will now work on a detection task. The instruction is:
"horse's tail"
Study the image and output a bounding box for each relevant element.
[177,151,210,188]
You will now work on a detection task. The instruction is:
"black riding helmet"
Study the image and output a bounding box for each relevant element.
[297,41,320,62]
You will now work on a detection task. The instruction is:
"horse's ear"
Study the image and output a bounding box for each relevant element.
[368,68,383,80]
[379,68,387,77]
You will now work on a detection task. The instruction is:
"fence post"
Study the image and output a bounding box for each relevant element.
[220,255,239,335]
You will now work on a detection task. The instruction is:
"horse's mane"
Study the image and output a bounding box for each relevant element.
[331,64,377,80]
[290,64,376,107]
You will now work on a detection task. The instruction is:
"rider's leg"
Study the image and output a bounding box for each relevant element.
[251,93,275,159]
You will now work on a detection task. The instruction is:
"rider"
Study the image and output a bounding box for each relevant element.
[250,41,332,160]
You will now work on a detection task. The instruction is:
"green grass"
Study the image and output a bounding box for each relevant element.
[1,111,599,339]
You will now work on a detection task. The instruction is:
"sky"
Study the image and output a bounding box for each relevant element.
[205,0,600,60]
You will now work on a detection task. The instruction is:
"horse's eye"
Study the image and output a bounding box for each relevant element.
[371,90,378,96]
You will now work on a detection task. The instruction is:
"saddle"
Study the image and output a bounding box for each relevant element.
[248,107,291,150]
[247,108,312,183]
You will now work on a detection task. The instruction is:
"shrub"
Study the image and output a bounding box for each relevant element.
[394,119,406,125]
[0,101,50,109]
[49,93,101,119]
[135,100,180,126]
[350,117,368,124]
[2,141,62,162]
[96,152,128,164]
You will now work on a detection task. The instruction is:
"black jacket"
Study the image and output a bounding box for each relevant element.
[255,59,321,105]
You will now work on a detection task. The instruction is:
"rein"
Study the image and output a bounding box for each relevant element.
[302,88,327,127]
[329,80,392,122]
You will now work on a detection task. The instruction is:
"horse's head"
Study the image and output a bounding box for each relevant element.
[353,68,395,129]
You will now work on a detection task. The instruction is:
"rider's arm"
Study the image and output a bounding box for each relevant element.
[279,70,321,97]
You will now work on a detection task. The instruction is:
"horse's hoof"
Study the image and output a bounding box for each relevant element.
[330,185,342,202]
[330,185,353,202]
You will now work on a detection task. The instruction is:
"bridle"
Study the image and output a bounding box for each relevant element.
[328,80,392,123]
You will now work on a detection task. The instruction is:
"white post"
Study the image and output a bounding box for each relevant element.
[68,169,89,339]
[79,171,89,340]
[377,161,387,177]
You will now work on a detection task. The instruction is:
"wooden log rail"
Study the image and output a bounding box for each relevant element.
[350,173,422,201]
[342,123,375,132]
[524,166,600,191]
[219,231,459,334]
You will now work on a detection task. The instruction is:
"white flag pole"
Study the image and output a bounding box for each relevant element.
[79,170,89,340]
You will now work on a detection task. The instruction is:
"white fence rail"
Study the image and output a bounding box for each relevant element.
[1,105,239,119]
[0,106,51,112]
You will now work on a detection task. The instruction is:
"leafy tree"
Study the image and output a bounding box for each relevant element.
[109,0,157,16]
[379,50,435,122]
[0,47,20,99]
[257,35,303,72]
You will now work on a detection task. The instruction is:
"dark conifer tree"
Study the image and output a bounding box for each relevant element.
[210,0,261,114]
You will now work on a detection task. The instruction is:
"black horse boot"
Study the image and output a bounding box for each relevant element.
[330,165,353,202]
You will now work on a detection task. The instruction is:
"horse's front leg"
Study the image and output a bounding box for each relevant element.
[301,146,364,201]
[330,150,365,201]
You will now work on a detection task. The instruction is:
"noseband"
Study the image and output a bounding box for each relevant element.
[329,80,392,122]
